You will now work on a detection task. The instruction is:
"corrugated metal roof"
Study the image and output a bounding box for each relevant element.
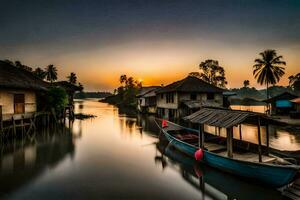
[183,108,267,128]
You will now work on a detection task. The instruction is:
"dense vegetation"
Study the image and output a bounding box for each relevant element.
[45,87,68,115]
[101,75,142,109]
[189,59,227,88]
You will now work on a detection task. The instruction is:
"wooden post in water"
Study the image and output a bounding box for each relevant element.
[21,116,24,136]
[257,117,262,162]
[226,127,233,158]
[12,117,16,136]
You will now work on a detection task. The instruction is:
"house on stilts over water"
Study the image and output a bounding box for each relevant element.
[0,60,81,136]
[0,61,50,119]
[156,75,225,119]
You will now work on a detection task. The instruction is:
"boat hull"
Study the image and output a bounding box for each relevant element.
[163,128,298,187]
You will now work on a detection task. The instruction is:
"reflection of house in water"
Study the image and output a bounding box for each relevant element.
[136,114,160,134]
[0,130,75,197]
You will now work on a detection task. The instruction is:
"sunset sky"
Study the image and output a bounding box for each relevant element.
[1,0,300,91]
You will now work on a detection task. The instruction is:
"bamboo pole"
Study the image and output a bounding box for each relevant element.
[257,117,262,162]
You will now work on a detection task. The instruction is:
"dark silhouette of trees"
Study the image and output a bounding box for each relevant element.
[14,60,33,71]
[45,64,58,83]
[198,59,227,88]
[243,80,250,88]
[78,82,84,91]
[116,75,142,107]
[289,73,300,94]
[2,59,83,89]
[120,74,127,85]
[67,72,77,84]
[33,67,46,79]
[253,49,286,100]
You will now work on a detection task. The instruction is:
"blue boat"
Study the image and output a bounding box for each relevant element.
[158,119,299,188]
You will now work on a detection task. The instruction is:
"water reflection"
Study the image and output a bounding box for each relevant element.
[0,128,75,198]
[155,140,282,200]
[0,100,297,199]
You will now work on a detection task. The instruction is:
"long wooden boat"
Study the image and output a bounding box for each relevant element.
[157,120,300,188]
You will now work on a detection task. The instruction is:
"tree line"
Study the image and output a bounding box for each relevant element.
[189,49,299,97]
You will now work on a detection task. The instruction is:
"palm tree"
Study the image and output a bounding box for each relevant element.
[67,72,77,84]
[120,74,127,85]
[253,50,286,113]
[78,82,84,91]
[33,67,46,79]
[45,64,58,83]
[243,80,250,88]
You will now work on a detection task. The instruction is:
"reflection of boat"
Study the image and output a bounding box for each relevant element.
[159,144,282,200]
[156,120,299,188]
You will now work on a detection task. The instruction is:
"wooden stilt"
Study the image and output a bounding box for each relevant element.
[12,117,16,136]
[257,117,262,162]
[199,124,204,148]
[21,116,24,136]
[226,127,233,158]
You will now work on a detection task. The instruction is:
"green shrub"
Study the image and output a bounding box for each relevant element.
[46,87,68,113]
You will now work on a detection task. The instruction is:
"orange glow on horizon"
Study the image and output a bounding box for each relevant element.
[13,38,300,91]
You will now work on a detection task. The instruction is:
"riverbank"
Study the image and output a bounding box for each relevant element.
[100,94,137,116]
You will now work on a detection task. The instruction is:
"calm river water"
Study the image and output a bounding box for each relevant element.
[0,100,299,199]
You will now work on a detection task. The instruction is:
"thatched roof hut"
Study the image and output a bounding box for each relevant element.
[0,61,49,90]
